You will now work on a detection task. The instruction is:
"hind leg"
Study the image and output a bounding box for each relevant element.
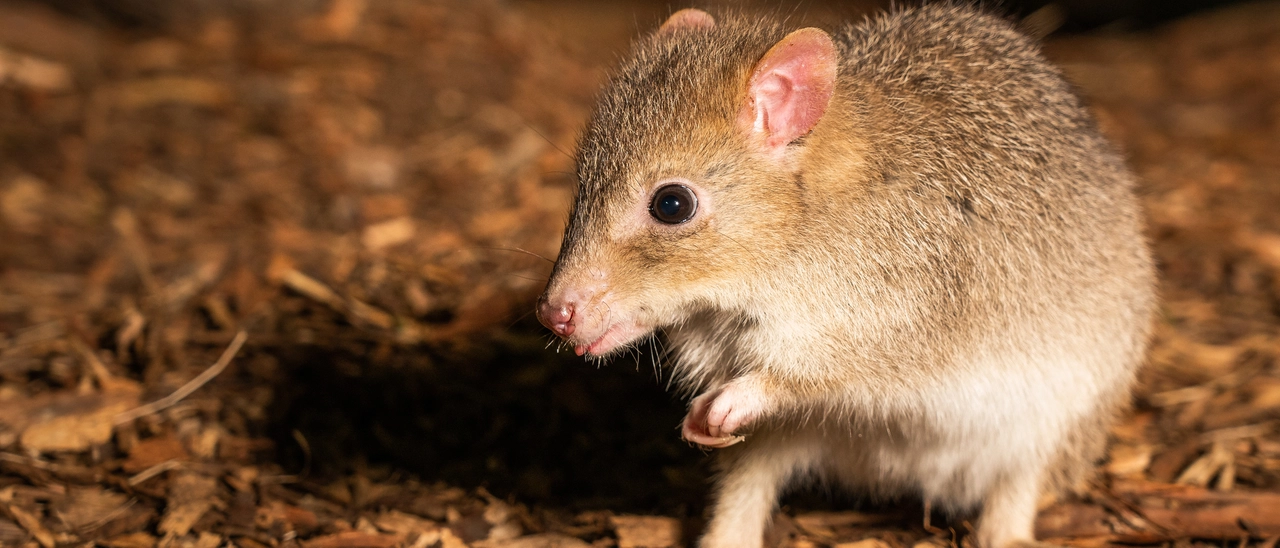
[972,466,1043,548]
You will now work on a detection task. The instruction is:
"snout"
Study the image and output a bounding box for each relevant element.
[536,271,648,357]
[536,295,576,338]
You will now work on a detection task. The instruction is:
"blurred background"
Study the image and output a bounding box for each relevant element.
[1,0,1279,546]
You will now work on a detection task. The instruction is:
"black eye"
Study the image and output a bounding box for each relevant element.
[649,184,698,224]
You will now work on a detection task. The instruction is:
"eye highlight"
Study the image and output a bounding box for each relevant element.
[649,184,698,224]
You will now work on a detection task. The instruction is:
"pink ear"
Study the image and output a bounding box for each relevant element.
[657,9,716,35]
[739,28,838,154]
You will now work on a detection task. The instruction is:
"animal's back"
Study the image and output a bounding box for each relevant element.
[811,3,1156,496]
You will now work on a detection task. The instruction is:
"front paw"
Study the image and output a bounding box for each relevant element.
[682,390,742,448]
[680,378,769,449]
[705,379,767,438]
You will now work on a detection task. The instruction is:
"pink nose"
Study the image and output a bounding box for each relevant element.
[537,299,575,337]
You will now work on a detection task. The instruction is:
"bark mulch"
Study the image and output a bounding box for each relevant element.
[0,0,1278,547]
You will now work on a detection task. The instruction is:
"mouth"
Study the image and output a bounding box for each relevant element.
[574,322,647,357]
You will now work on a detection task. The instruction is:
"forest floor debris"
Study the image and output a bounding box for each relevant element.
[0,0,1278,546]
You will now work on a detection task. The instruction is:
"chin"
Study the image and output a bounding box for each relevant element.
[576,321,653,358]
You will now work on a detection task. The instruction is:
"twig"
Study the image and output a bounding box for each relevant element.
[277,266,398,330]
[1110,479,1280,537]
[111,208,158,295]
[1201,422,1276,444]
[69,335,115,388]
[1089,479,1174,537]
[0,452,100,484]
[127,460,183,486]
[114,330,247,425]
[0,452,52,470]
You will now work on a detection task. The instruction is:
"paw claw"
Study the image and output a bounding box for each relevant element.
[679,379,767,449]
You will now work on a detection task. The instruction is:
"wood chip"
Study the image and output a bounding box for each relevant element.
[1148,439,1204,483]
[474,534,591,548]
[1203,423,1275,443]
[362,217,415,251]
[1106,443,1154,477]
[1113,479,1280,537]
[17,381,141,453]
[0,47,71,91]
[51,487,130,533]
[157,472,218,538]
[272,263,343,308]
[6,504,54,548]
[834,540,893,548]
[1176,441,1232,487]
[794,511,894,529]
[1149,385,1214,407]
[373,509,440,537]
[194,532,222,548]
[609,515,681,548]
[437,528,470,548]
[104,77,230,110]
[303,531,402,548]
[100,531,157,548]
[122,436,189,473]
[255,500,319,531]
[1034,503,1118,539]
[0,517,26,546]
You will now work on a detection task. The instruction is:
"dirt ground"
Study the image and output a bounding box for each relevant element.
[0,0,1278,547]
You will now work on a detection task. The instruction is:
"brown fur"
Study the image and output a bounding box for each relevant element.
[539,4,1156,547]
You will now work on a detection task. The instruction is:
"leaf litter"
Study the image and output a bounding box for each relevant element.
[0,0,1278,546]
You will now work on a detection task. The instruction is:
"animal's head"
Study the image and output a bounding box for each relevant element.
[537,9,839,357]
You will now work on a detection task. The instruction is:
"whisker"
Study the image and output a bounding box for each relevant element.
[509,273,550,283]
[521,119,574,161]
[507,308,538,328]
[476,246,556,264]
[649,336,661,382]
[716,229,765,266]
